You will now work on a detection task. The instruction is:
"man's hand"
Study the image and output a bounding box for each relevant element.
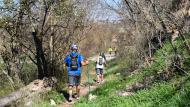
[104,63,107,67]
[84,60,89,65]
[81,60,89,66]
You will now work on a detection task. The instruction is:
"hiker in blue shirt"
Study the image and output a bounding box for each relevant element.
[64,44,88,102]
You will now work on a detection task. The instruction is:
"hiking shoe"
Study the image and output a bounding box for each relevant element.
[76,96,80,100]
[68,97,73,102]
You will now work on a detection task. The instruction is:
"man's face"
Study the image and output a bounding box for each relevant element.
[72,49,77,53]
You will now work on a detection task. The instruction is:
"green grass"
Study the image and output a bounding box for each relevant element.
[75,39,190,107]
[0,84,14,98]
[75,78,190,107]
[0,63,37,98]
[0,63,14,98]
[11,38,190,107]
[29,90,65,107]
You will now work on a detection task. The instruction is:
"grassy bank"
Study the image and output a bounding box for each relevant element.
[75,39,190,107]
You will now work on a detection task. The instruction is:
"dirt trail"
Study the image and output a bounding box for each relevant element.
[58,83,98,107]
[89,54,116,62]
[58,54,116,107]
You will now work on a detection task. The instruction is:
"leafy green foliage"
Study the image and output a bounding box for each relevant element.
[20,63,37,85]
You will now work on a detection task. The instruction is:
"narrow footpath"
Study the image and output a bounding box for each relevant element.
[58,54,116,107]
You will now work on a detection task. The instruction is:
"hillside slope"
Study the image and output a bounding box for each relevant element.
[75,38,190,107]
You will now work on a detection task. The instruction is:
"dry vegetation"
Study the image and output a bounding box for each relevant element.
[1,0,190,106]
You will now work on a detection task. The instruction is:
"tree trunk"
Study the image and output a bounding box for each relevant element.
[32,32,48,79]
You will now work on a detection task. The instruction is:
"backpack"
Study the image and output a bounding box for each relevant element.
[98,56,103,65]
[70,55,78,70]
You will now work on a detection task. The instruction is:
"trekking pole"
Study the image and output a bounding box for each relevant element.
[86,61,91,93]
[86,61,92,100]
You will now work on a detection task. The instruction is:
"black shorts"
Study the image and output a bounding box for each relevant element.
[68,75,81,86]
[96,68,104,75]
